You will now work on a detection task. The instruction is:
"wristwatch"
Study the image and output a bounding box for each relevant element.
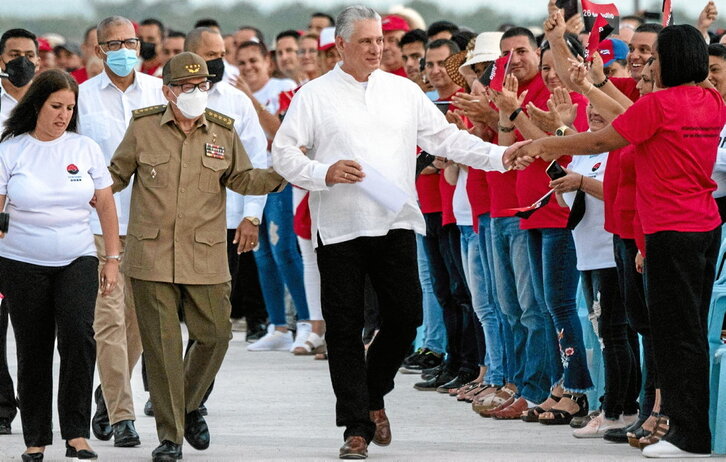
[555,125,569,137]
[244,216,260,226]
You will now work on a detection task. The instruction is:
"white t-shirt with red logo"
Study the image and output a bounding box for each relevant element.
[0,132,112,266]
[563,152,614,271]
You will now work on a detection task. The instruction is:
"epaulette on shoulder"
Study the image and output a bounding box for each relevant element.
[205,108,234,130]
[132,105,166,119]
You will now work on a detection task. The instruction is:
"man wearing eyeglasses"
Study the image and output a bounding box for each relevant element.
[77,15,165,449]
[109,51,286,462]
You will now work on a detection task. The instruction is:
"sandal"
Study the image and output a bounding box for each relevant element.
[522,394,561,423]
[638,414,669,449]
[293,332,326,356]
[455,381,481,400]
[538,393,588,425]
[627,412,660,448]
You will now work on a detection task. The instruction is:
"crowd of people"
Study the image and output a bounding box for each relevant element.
[0,0,725,460]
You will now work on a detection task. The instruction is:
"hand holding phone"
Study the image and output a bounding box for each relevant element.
[546,160,567,180]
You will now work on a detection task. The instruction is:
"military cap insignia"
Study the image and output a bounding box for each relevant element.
[132,105,166,119]
[204,109,234,130]
[185,64,201,73]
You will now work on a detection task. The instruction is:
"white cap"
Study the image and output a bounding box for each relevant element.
[318,27,336,51]
[460,32,504,71]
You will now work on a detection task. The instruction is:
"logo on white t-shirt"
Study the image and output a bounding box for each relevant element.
[67,164,82,182]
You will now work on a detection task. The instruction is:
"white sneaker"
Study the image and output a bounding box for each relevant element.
[246,326,293,351]
[573,412,626,438]
[642,440,711,458]
[290,322,312,352]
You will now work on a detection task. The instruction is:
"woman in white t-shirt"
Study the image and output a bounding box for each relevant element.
[0,69,119,462]
[552,103,635,438]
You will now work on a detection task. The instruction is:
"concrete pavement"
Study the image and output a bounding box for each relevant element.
[0,327,658,461]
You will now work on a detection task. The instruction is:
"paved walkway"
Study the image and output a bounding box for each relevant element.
[0,327,674,461]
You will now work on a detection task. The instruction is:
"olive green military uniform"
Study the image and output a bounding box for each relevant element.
[109,102,285,444]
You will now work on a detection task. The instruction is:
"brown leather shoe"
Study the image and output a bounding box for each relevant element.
[369,409,391,446]
[339,436,368,459]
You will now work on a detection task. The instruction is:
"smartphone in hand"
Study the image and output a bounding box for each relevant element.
[546,160,567,180]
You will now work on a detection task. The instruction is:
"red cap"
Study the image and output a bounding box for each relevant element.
[318,27,336,51]
[37,37,53,52]
[381,15,410,33]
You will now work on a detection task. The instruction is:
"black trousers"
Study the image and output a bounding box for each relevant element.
[581,267,639,418]
[421,213,478,374]
[644,227,720,454]
[0,256,97,447]
[0,299,18,422]
[613,235,654,416]
[226,229,267,324]
[317,229,422,442]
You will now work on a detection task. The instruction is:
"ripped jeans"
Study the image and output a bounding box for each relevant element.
[527,228,593,393]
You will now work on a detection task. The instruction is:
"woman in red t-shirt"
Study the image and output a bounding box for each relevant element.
[513,25,725,458]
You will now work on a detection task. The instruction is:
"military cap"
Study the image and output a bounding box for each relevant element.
[162,52,215,85]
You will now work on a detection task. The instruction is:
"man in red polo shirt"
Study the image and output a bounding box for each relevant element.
[380,15,408,77]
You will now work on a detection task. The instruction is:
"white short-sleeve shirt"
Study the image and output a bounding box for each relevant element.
[0,132,112,266]
[563,152,614,271]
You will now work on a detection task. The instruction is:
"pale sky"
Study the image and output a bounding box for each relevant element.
[1,0,714,20]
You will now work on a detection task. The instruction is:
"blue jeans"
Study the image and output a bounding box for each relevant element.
[254,185,309,325]
[490,217,550,402]
[460,222,506,385]
[527,228,593,392]
[416,234,446,354]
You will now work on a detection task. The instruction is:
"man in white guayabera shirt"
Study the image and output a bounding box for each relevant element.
[271,5,527,460]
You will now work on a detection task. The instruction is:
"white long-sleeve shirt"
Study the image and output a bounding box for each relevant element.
[78,70,165,235]
[272,63,507,247]
[207,81,268,228]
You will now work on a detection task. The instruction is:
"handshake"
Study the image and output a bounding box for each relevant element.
[502,139,561,171]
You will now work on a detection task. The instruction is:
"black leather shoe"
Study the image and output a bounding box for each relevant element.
[604,415,648,443]
[65,441,98,460]
[436,371,479,393]
[413,368,457,391]
[21,452,43,461]
[0,417,11,435]
[245,323,267,343]
[144,398,154,417]
[152,441,182,461]
[113,419,141,447]
[184,409,210,450]
[91,386,112,441]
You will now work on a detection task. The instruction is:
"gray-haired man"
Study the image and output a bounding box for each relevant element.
[272,5,526,459]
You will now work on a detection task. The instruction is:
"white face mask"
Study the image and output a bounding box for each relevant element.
[173,88,208,119]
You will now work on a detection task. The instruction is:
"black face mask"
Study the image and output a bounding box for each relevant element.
[140,41,157,60]
[3,56,35,87]
[205,58,225,84]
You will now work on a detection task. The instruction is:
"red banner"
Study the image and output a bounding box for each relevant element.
[662,0,674,27]
[581,0,620,33]
[487,54,513,92]
[585,14,614,61]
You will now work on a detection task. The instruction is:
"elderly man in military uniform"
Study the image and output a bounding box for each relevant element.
[109,52,285,462]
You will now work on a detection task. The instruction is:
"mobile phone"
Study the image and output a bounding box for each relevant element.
[419,57,426,73]
[546,160,567,180]
[433,101,451,115]
[0,213,8,233]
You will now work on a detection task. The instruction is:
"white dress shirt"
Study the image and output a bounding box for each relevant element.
[272,64,507,247]
[0,81,19,130]
[78,70,165,235]
[207,80,268,228]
